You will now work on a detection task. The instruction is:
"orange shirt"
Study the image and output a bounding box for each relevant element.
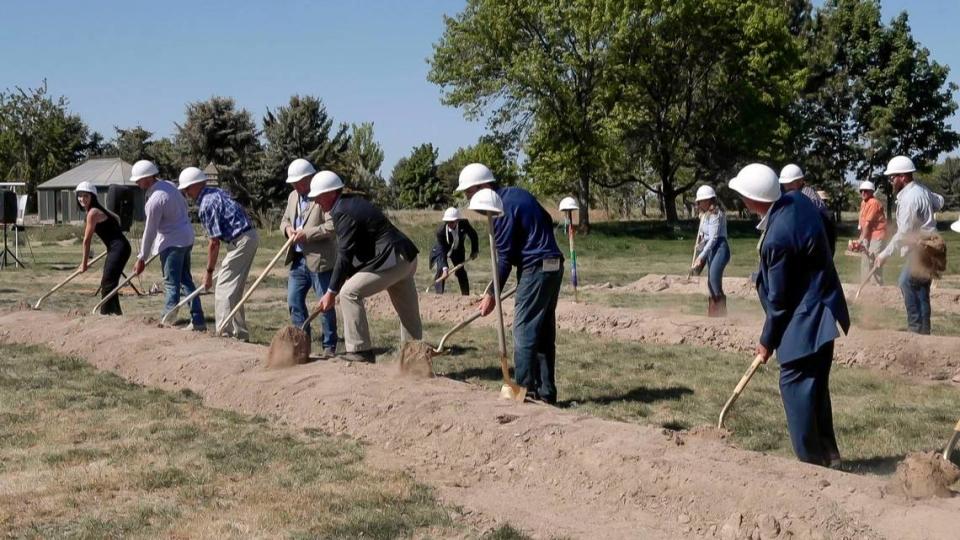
[858,197,886,240]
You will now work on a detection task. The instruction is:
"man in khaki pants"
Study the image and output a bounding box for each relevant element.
[281,158,339,357]
[178,167,259,340]
[310,171,421,363]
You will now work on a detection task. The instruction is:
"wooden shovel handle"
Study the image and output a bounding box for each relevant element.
[434,262,466,284]
[91,253,158,314]
[217,232,298,335]
[854,265,881,301]
[434,286,517,353]
[717,354,765,429]
[34,251,109,309]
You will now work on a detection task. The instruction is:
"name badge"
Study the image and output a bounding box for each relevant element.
[542,258,561,272]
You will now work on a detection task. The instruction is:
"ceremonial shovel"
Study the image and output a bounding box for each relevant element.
[34,251,107,309]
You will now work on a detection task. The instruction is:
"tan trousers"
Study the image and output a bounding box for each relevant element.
[340,256,422,352]
[860,238,884,286]
[216,229,259,340]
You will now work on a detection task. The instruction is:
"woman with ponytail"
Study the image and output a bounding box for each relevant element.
[76,181,131,315]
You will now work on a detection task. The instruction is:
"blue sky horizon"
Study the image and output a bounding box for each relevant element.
[2,1,957,178]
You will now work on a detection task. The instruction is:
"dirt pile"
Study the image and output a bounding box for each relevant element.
[889,452,960,499]
[265,326,310,368]
[3,310,960,539]
[398,340,435,378]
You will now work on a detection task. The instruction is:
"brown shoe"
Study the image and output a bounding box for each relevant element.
[339,351,376,363]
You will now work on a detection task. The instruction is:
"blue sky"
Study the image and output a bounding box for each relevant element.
[1,1,957,175]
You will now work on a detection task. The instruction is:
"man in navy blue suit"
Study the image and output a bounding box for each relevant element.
[730,163,851,466]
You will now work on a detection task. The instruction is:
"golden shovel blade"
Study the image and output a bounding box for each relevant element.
[497,353,527,402]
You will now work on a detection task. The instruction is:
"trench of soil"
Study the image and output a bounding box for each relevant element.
[2,309,959,539]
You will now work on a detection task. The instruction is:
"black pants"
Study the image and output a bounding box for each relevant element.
[779,342,840,466]
[434,257,469,295]
[100,240,131,315]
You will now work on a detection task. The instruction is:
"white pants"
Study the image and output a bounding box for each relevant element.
[216,229,259,340]
[339,256,422,352]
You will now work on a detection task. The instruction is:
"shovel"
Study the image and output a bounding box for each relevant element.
[34,251,108,309]
[160,272,218,326]
[484,214,525,402]
[425,261,467,293]
[717,353,765,429]
[217,231,299,335]
[91,253,158,314]
[943,417,960,461]
[854,264,881,301]
[433,286,517,354]
[562,210,579,302]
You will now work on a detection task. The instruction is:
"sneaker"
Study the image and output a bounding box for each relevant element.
[322,347,337,359]
[339,351,376,363]
[185,322,207,333]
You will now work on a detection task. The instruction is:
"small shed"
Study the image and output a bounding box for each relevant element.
[36,158,145,224]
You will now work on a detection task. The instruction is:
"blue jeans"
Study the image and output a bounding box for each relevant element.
[899,262,931,334]
[779,342,840,466]
[159,245,205,327]
[288,255,338,349]
[706,239,730,298]
[513,262,563,402]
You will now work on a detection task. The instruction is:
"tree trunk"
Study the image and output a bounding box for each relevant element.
[662,179,679,223]
[577,173,591,233]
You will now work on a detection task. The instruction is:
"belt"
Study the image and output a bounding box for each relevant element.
[225,226,252,245]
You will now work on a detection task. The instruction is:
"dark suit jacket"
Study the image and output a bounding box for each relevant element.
[756,190,850,364]
[430,220,479,270]
[328,194,419,292]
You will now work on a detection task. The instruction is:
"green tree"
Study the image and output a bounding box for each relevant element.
[175,96,261,205]
[341,122,388,204]
[436,136,520,195]
[256,95,350,211]
[922,157,960,210]
[391,143,445,209]
[112,125,155,164]
[0,81,90,203]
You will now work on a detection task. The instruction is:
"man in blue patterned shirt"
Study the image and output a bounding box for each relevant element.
[179,167,259,340]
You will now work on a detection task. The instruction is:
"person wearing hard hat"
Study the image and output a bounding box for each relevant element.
[778,164,837,256]
[855,181,886,286]
[131,159,206,330]
[730,163,849,466]
[429,207,479,295]
[75,182,131,315]
[456,163,564,405]
[873,156,945,335]
[310,171,421,363]
[692,185,729,317]
[178,167,259,340]
[281,158,339,357]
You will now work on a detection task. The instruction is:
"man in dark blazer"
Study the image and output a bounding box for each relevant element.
[730,163,850,467]
[310,171,421,363]
[430,207,479,295]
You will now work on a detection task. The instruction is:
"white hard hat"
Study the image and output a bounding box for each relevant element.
[130,160,159,182]
[730,163,782,203]
[468,188,504,216]
[286,158,317,184]
[307,170,344,198]
[442,207,462,222]
[456,163,496,192]
[75,181,96,195]
[694,185,716,202]
[177,167,208,190]
[558,197,579,211]
[951,220,960,234]
[859,180,876,192]
[884,155,916,175]
[778,163,804,184]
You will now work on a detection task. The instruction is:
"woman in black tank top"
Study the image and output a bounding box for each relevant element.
[76,183,132,315]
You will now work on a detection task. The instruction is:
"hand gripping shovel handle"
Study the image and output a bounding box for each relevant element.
[943,417,960,461]
[486,215,525,401]
[34,251,108,309]
[301,303,325,331]
[161,273,217,326]
[425,261,467,293]
[217,232,299,335]
[434,286,517,354]
[91,253,158,314]
[717,354,765,429]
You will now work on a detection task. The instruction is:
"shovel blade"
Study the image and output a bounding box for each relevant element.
[500,384,527,402]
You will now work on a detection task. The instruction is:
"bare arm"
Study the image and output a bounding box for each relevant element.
[204,237,221,290]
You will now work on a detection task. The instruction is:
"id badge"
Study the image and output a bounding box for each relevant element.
[542,258,561,272]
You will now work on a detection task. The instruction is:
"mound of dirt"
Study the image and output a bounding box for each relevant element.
[687,425,731,441]
[398,340,435,378]
[889,451,960,499]
[265,326,310,369]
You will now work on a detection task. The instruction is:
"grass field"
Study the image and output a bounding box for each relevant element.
[2,214,960,535]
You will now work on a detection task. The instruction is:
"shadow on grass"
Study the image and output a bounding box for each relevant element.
[839,454,906,476]
[582,385,693,406]
[441,366,503,382]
